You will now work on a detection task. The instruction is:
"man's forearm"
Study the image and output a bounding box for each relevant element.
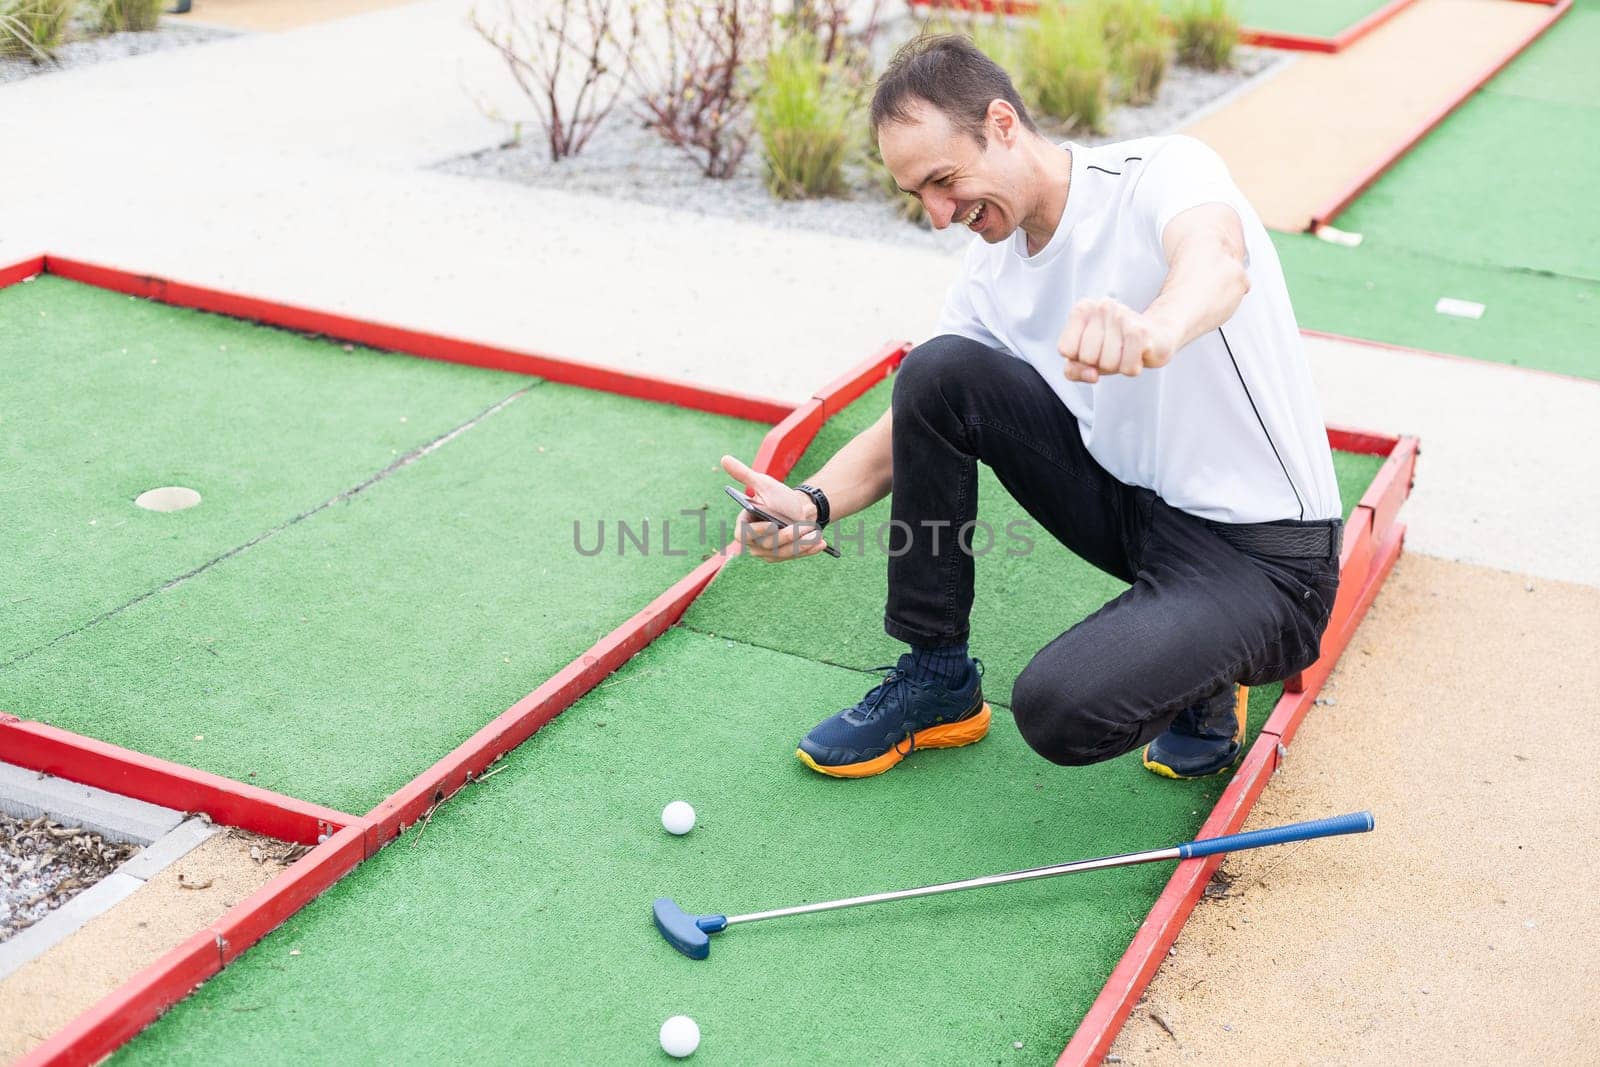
[798,408,893,523]
[1144,218,1250,353]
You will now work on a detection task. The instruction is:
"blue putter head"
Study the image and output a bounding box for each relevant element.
[653,897,727,960]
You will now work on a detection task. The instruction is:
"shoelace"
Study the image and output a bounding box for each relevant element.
[842,664,908,726]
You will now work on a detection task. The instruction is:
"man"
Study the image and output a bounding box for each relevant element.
[721,35,1342,781]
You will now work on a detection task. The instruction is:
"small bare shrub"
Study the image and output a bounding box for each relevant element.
[633,0,774,179]
[472,0,642,161]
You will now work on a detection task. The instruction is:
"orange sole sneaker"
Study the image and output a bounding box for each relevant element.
[795,703,993,779]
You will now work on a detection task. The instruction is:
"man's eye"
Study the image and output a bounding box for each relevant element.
[936,176,953,186]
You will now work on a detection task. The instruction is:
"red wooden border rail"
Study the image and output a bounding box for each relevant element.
[42,255,795,425]
[363,340,909,851]
[5,256,1414,1065]
[1057,431,1415,1064]
[1,254,905,1064]
[16,826,366,1067]
[0,716,352,845]
[1307,0,1572,229]
[906,0,1420,53]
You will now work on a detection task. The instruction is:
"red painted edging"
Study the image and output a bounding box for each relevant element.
[753,400,827,483]
[16,827,365,1067]
[0,716,353,845]
[1057,433,1414,1064]
[16,929,222,1067]
[1360,436,1418,541]
[1278,520,1405,718]
[41,256,795,425]
[1285,507,1374,693]
[906,0,1415,53]
[363,336,896,849]
[810,341,909,419]
[362,553,730,852]
[1328,0,1418,50]
[1307,0,1572,229]
[0,254,45,288]
[1059,737,1281,1065]
[212,824,366,963]
[1326,423,1401,457]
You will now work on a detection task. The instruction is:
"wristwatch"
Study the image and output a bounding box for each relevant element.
[794,483,830,529]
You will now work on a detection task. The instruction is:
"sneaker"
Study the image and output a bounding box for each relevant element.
[796,655,991,778]
[1141,684,1249,780]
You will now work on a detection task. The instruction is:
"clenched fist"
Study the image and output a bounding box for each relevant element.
[1058,298,1179,383]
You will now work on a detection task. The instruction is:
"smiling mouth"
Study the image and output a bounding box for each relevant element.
[960,201,986,229]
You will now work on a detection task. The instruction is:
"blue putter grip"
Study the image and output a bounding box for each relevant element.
[1177,811,1374,860]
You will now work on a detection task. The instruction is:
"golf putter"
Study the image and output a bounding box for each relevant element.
[654,810,1374,960]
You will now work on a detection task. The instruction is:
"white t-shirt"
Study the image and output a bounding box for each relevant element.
[934,135,1340,524]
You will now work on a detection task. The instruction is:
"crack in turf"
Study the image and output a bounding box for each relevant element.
[0,385,537,672]
[675,621,1016,712]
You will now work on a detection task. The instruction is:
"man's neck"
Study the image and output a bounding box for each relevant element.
[1022,142,1074,257]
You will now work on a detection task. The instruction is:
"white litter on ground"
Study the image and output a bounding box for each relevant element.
[1434,297,1486,320]
[1314,225,1364,247]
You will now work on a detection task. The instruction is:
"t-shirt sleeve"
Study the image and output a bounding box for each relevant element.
[932,253,1005,349]
[1132,135,1248,247]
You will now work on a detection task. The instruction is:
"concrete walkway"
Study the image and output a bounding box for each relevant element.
[4,0,1592,589]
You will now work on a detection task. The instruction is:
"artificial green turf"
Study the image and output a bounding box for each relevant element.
[2,325,765,812]
[112,373,1390,1064]
[1337,95,1600,284]
[116,628,1247,1066]
[683,379,1384,707]
[1274,4,1600,377]
[1,275,527,663]
[1163,0,1392,40]
[1274,231,1600,379]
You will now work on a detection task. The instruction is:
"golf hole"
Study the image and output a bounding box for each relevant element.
[134,486,202,512]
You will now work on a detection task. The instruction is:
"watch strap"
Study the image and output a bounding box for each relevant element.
[795,483,830,529]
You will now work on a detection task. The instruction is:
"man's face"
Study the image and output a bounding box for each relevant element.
[877,98,1020,242]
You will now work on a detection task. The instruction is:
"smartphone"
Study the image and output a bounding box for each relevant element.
[724,485,840,558]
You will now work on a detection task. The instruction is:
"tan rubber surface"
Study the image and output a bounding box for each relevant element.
[1109,553,1600,1063]
[1183,0,1554,232]
[0,832,287,1065]
[177,0,423,32]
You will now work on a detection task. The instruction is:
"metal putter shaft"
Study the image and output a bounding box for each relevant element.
[654,810,1373,960]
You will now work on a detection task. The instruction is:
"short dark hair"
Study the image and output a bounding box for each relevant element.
[870,33,1037,147]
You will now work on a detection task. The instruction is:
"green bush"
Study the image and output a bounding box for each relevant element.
[0,0,72,59]
[1094,0,1168,104]
[756,35,857,200]
[1018,0,1109,133]
[97,0,163,33]
[1173,0,1238,71]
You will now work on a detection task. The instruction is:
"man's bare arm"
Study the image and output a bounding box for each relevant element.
[1058,202,1251,383]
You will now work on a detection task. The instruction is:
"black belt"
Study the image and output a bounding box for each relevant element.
[1206,518,1343,561]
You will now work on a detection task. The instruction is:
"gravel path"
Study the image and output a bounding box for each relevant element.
[438,25,1286,252]
[0,812,138,942]
[1,16,236,85]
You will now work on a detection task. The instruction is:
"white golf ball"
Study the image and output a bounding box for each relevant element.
[659,1014,700,1057]
[661,801,696,835]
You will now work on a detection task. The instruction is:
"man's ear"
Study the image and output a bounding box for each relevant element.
[987,99,1020,145]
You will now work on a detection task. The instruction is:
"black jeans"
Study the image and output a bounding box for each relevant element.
[886,335,1341,767]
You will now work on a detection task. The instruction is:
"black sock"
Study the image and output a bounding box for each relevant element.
[906,641,971,689]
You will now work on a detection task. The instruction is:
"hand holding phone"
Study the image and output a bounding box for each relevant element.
[724,485,841,559]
